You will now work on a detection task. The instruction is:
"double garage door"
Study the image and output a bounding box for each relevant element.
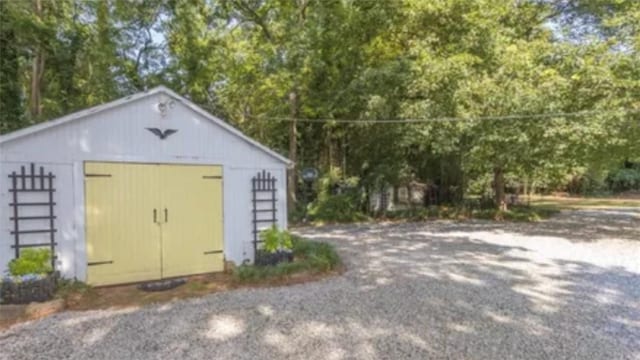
[84,162,223,286]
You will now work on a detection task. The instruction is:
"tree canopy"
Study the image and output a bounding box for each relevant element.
[1,0,638,210]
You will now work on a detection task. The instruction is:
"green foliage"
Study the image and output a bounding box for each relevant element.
[607,167,640,192]
[234,236,340,282]
[0,1,24,133]
[567,163,640,194]
[260,226,293,253]
[288,202,308,224]
[2,0,639,211]
[308,194,368,223]
[233,261,306,282]
[55,278,92,299]
[0,0,167,130]
[386,205,558,222]
[233,265,260,281]
[303,168,368,223]
[292,237,341,272]
[8,249,52,276]
[565,168,610,195]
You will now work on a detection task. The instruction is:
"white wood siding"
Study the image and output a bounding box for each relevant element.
[0,92,288,280]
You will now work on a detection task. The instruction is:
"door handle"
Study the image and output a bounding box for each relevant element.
[164,208,168,223]
[153,209,157,223]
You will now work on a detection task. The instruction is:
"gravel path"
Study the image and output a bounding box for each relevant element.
[1,209,639,359]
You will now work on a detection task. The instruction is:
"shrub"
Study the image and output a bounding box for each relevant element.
[299,167,367,224]
[607,168,640,192]
[234,236,340,282]
[293,238,340,271]
[8,249,52,276]
[308,194,368,223]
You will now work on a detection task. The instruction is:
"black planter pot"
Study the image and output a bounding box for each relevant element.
[137,278,186,292]
[255,250,294,266]
[0,273,57,304]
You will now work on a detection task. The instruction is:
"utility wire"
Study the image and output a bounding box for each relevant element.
[249,108,640,123]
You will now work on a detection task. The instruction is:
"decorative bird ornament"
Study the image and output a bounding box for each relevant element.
[146,128,178,140]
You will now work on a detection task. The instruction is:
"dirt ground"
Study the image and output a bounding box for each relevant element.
[0,268,341,330]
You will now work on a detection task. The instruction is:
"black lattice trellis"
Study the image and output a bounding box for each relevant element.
[8,163,57,270]
[251,170,278,257]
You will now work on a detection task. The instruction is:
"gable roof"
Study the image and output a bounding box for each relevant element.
[0,86,292,166]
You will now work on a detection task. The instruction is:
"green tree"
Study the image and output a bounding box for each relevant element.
[0,0,24,133]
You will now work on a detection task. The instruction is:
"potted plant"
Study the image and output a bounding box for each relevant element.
[0,248,57,304]
[255,226,294,266]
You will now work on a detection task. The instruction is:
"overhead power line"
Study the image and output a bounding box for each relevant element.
[249,108,640,124]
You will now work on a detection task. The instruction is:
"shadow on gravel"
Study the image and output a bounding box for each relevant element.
[1,212,639,360]
[302,207,640,244]
[279,220,640,359]
[390,209,640,244]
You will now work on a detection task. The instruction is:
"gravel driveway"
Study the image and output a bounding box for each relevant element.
[1,209,639,360]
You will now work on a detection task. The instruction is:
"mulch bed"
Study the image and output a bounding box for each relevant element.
[63,267,344,311]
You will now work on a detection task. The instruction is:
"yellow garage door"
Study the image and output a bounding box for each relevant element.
[160,165,224,278]
[85,162,162,286]
[85,162,224,286]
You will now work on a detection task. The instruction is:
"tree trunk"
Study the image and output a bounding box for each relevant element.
[341,139,347,178]
[327,127,333,173]
[494,166,507,211]
[529,181,536,198]
[523,176,530,205]
[379,183,388,215]
[29,0,44,118]
[459,151,465,203]
[439,160,445,203]
[287,91,298,214]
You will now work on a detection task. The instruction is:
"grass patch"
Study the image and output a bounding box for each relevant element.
[385,205,559,222]
[474,206,559,222]
[234,237,341,283]
[530,195,640,210]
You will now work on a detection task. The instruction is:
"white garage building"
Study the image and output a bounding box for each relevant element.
[0,86,290,286]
